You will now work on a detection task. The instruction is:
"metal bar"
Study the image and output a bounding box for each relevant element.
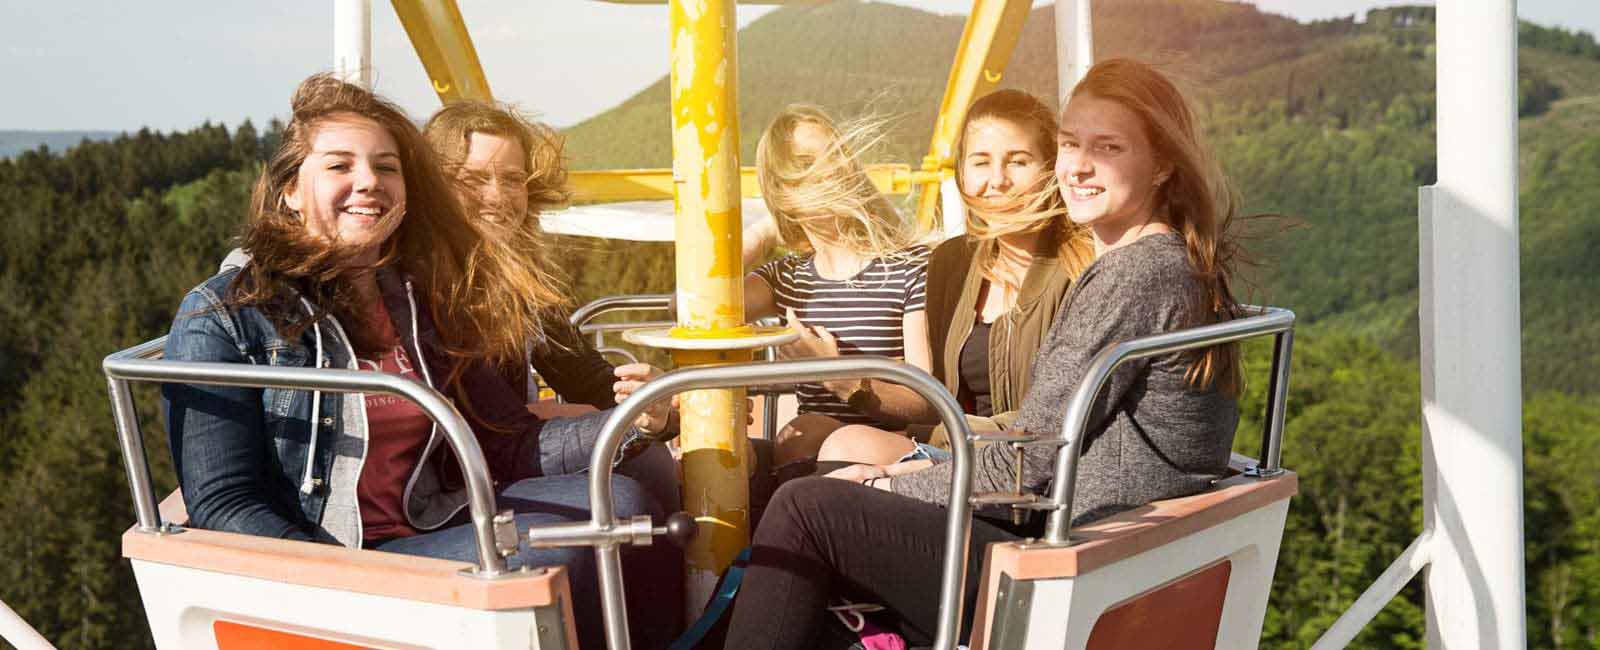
[568,294,673,329]
[101,340,511,577]
[1259,329,1294,475]
[1423,2,1526,647]
[334,0,372,88]
[573,356,976,650]
[1312,531,1434,650]
[390,0,492,103]
[667,0,754,626]
[1053,0,1092,105]
[0,598,54,650]
[579,320,675,335]
[107,376,161,533]
[565,164,927,204]
[913,0,1033,231]
[1043,308,1296,544]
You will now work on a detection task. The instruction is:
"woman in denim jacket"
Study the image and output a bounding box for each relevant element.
[161,74,680,647]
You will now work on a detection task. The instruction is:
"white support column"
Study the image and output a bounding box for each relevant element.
[335,0,372,88]
[1053,0,1092,105]
[1422,1,1525,648]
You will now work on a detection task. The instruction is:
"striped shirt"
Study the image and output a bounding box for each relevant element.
[753,246,929,425]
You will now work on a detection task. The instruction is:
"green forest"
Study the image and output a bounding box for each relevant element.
[1,1,1597,647]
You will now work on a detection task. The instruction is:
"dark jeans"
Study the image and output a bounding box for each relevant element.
[723,477,1025,650]
[378,409,687,649]
[376,473,683,648]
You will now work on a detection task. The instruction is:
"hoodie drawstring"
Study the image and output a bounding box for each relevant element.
[300,300,326,496]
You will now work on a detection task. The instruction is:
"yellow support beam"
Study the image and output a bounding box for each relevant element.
[565,164,930,203]
[667,0,750,618]
[914,0,1033,231]
[391,0,492,103]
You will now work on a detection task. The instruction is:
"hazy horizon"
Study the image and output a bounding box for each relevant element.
[1,0,1595,134]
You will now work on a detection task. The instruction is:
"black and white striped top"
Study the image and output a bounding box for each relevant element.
[753,246,929,425]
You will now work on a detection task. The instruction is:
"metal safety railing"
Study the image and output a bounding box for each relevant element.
[568,293,675,365]
[102,338,521,577]
[1040,306,1295,543]
[525,356,979,650]
[566,294,791,440]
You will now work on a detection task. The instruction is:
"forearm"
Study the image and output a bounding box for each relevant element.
[889,432,1055,505]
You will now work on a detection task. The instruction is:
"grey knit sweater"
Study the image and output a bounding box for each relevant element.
[892,232,1239,524]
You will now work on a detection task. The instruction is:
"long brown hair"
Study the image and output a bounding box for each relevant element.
[756,105,916,258]
[423,100,570,220]
[229,73,564,378]
[1070,59,1243,397]
[955,89,1094,287]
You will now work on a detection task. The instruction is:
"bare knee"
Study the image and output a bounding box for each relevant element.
[816,425,916,466]
[773,414,846,465]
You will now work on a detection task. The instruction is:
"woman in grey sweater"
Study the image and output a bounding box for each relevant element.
[723,58,1247,649]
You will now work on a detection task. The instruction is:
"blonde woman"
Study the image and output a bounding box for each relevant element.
[746,105,933,465]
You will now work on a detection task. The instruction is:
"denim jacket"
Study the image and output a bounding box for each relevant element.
[162,266,550,547]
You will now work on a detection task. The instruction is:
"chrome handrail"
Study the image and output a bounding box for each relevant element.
[1041,306,1296,544]
[102,337,517,577]
[568,293,673,330]
[527,356,977,650]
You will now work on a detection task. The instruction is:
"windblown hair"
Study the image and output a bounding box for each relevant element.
[228,73,565,380]
[756,105,916,259]
[955,89,1094,288]
[423,100,570,220]
[1071,59,1244,397]
[422,100,574,351]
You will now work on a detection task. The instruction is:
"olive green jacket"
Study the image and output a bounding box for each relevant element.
[925,227,1074,416]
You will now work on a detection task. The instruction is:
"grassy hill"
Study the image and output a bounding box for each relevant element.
[563,0,1600,395]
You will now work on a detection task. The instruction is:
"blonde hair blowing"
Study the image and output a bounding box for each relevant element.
[955,90,1094,288]
[756,105,916,260]
[231,74,565,387]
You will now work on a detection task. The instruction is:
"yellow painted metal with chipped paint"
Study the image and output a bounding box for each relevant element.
[565,164,933,204]
[668,0,751,617]
[913,0,1033,231]
[391,0,493,104]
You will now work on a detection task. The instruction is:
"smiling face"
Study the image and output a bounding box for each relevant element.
[1056,95,1170,238]
[282,113,405,259]
[959,116,1050,205]
[458,131,530,224]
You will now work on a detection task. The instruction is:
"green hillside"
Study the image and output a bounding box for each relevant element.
[567,0,1600,395]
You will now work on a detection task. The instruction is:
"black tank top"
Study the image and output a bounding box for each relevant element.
[958,319,993,417]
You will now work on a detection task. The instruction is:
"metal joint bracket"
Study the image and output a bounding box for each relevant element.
[1243,465,1285,479]
[493,510,519,558]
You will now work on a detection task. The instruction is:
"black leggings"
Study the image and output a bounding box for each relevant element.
[723,477,1027,650]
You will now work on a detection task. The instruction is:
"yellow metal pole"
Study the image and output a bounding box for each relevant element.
[669,0,750,616]
[391,0,493,103]
[914,0,1033,232]
[565,164,921,203]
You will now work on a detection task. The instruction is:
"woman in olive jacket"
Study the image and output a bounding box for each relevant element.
[818,89,1094,462]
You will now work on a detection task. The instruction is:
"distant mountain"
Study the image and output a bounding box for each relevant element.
[0,130,122,158]
[564,0,1600,394]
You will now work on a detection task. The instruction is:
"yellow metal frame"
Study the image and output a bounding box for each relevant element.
[391,0,493,103]
[566,164,936,203]
[913,0,1033,231]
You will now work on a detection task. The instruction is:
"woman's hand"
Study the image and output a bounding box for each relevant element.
[823,463,893,491]
[777,308,840,360]
[614,363,675,436]
[780,308,861,396]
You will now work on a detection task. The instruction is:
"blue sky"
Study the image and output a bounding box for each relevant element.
[0,1,1594,132]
